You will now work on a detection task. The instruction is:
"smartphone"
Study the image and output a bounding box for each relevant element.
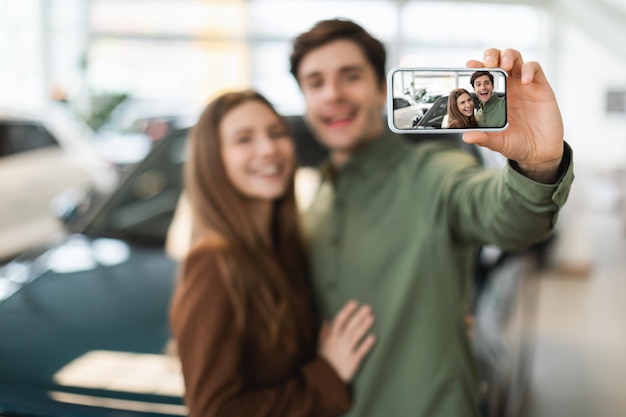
[387,67,508,134]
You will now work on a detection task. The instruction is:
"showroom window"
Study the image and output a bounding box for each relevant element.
[0,0,546,120]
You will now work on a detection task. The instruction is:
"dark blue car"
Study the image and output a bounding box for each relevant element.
[0,128,187,416]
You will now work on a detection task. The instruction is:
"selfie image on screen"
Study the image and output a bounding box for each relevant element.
[388,68,507,133]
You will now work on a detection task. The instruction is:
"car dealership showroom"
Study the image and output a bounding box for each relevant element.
[0,1,625,417]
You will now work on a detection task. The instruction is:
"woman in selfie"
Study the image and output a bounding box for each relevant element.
[169,90,376,417]
[446,88,479,129]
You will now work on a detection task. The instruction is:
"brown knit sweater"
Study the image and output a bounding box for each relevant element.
[169,238,351,417]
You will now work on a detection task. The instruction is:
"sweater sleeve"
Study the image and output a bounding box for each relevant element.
[169,244,351,417]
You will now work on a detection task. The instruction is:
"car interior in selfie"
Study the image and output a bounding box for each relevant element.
[0,114,550,417]
[413,91,507,130]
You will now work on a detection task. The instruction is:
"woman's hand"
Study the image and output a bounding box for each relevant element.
[318,300,376,382]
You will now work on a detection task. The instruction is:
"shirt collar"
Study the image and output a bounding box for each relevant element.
[319,130,408,183]
[482,93,500,108]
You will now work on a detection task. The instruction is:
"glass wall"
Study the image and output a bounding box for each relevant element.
[0,0,46,108]
[87,0,249,108]
[0,0,549,117]
[79,0,548,116]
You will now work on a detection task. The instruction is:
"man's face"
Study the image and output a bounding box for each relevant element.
[296,39,386,163]
[473,75,494,104]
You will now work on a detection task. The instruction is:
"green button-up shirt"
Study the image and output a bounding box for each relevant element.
[476,94,507,128]
[304,131,573,417]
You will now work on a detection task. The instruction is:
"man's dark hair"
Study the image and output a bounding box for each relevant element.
[470,71,494,88]
[290,18,386,87]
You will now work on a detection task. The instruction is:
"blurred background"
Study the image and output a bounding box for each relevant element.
[0,1,625,416]
[2,0,626,168]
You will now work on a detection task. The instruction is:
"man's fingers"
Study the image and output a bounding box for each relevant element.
[521,61,546,86]
[466,59,484,68]
[462,131,506,155]
[499,48,523,73]
[475,48,524,73]
[469,47,502,68]
[462,131,489,146]
[482,48,501,68]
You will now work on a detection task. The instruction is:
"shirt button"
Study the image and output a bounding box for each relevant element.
[335,199,344,209]
[330,236,340,246]
[327,282,336,290]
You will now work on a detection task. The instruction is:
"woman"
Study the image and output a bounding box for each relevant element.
[447,88,478,129]
[169,90,376,417]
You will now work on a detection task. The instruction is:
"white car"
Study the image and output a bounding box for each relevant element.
[0,104,118,261]
[392,96,423,129]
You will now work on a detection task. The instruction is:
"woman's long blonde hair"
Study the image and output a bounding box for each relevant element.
[184,90,314,351]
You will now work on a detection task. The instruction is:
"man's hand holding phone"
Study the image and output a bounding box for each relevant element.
[464,48,564,183]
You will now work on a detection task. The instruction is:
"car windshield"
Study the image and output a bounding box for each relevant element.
[82,128,188,244]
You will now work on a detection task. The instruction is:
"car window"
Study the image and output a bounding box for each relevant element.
[84,129,188,244]
[0,122,59,157]
[417,96,448,128]
[393,98,410,110]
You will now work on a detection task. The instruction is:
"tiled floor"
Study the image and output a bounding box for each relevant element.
[524,168,626,417]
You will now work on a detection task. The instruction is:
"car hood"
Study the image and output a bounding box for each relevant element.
[0,234,185,416]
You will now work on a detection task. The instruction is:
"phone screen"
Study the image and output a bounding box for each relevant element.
[387,67,508,134]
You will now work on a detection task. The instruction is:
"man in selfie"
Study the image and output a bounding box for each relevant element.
[290,18,574,417]
[471,70,507,128]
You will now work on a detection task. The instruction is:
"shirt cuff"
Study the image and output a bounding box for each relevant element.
[505,141,574,208]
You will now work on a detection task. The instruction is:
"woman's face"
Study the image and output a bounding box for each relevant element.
[220,101,295,201]
[456,93,475,117]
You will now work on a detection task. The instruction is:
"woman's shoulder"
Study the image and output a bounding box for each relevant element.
[190,230,229,252]
[170,234,238,342]
[185,231,230,261]
[178,233,233,286]
[447,119,461,129]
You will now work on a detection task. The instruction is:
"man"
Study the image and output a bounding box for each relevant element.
[470,70,506,128]
[290,18,573,417]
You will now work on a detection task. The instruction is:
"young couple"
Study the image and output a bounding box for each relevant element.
[169,18,574,417]
[447,71,506,129]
